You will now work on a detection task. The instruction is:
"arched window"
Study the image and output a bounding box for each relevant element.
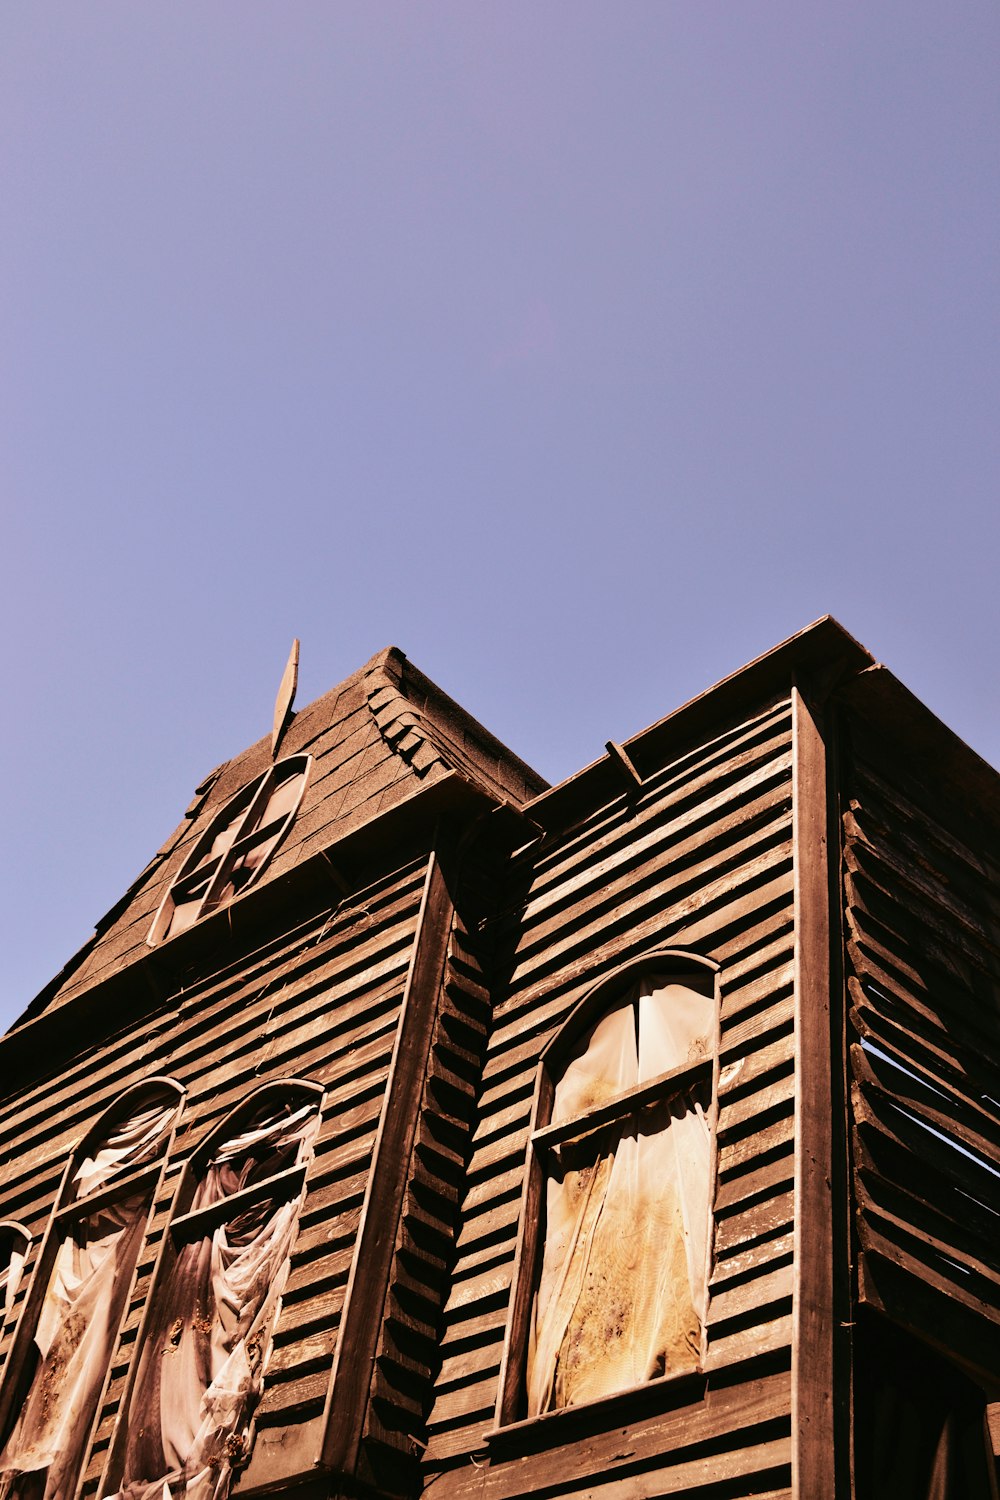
[0,1080,184,1500]
[497,956,719,1422]
[110,1081,323,1500]
[149,756,311,944]
[0,1225,30,1329]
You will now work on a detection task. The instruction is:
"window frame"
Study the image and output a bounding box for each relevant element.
[100,1077,325,1499]
[0,1223,31,1332]
[147,754,312,946]
[493,951,721,1433]
[0,1078,185,1485]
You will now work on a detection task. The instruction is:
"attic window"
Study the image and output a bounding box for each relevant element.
[149,755,310,944]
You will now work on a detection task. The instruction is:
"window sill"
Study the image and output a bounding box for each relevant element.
[483,1364,707,1456]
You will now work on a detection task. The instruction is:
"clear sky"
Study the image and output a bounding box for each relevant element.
[2,4,998,1031]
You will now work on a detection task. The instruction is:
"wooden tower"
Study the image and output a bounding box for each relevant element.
[1,619,997,1500]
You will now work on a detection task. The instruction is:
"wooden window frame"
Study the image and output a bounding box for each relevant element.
[148,755,312,946]
[0,1078,185,1481]
[0,1223,31,1332]
[493,950,721,1435]
[100,1077,324,1499]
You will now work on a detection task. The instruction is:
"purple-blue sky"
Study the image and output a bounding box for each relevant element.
[2,5,998,1030]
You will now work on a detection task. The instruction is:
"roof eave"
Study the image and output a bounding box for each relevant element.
[526,616,874,831]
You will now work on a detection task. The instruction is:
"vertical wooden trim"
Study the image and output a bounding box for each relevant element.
[701,971,723,1354]
[494,1063,551,1427]
[319,846,455,1479]
[791,682,838,1499]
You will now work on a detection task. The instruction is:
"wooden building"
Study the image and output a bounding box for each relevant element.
[1,618,998,1500]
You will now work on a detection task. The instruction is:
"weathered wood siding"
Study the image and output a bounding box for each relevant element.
[422,696,798,1500]
[842,718,1000,1377]
[0,855,430,1497]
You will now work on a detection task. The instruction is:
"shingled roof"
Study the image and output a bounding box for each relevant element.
[20,647,546,1023]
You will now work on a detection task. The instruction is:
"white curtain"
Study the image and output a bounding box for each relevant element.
[118,1100,319,1500]
[74,1096,182,1200]
[526,979,714,1415]
[0,1093,179,1500]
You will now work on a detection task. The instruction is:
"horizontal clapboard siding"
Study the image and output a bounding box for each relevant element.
[843,725,1000,1358]
[0,857,428,1500]
[424,1362,791,1500]
[422,698,795,1493]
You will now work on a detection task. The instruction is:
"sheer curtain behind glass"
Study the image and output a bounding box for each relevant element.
[117,1095,320,1500]
[0,1088,181,1500]
[527,977,714,1415]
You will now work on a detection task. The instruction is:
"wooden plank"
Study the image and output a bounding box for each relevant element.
[852,1116,1000,1254]
[847,926,1000,1079]
[856,1218,1000,1329]
[709,1263,795,1327]
[722,958,795,1023]
[857,1248,1000,1394]
[845,799,1000,940]
[719,1032,795,1100]
[848,975,1000,1111]
[424,1364,791,1497]
[854,1175,1000,1297]
[712,1143,794,1215]
[437,1300,509,1355]
[720,993,794,1058]
[717,1069,794,1139]
[256,1367,330,1422]
[719,921,795,990]
[453,1193,521,1259]
[714,1188,795,1259]
[852,1090,1000,1217]
[436,1336,506,1394]
[851,1040,1000,1165]
[717,1108,794,1178]
[714,1230,795,1287]
[705,1312,794,1372]
[790,683,839,1500]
